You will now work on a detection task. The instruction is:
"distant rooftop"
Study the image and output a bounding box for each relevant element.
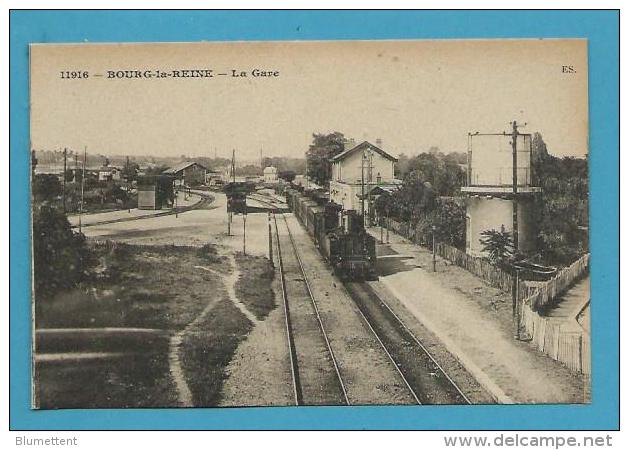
[162,161,207,175]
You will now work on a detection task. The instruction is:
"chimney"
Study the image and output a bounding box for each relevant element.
[345,138,356,150]
[376,138,383,148]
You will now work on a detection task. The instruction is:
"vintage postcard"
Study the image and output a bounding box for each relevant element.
[30,39,590,409]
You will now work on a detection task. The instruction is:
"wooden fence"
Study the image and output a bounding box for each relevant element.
[434,239,591,374]
[527,253,590,311]
[386,219,591,375]
[435,242,518,294]
[516,252,591,375]
[435,241,589,312]
[520,300,591,375]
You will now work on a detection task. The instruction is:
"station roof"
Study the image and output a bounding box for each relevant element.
[330,141,398,163]
[162,161,208,175]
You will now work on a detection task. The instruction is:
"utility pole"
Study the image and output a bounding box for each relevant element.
[243,212,247,255]
[227,149,236,236]
[305,151,309,189]
[126,156,131,213]
[367,151,373,226]
[31,150,37,179]
[514,268,521,339]
[361,150,366,226]
[511,120,521,254]
[386,205,390,244]
[62,148,67,213]
[268,212,273,266]
[175,188,178,218]
[231,149,236,182]
[432,225,437,272]
[78,146,86,233]
[510,120,526,340]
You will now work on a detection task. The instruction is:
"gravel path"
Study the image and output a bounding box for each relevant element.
[218,258,294,407]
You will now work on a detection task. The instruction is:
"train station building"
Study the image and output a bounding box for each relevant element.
[328,140,400,219]
[162,161,208,186]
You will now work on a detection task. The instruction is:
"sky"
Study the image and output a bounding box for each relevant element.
[30,39,588,161]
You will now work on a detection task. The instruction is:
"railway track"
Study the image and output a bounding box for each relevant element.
[72,189,213,229]
[345,282,471,405]
[272,210,349,406]
[254,191,471,405]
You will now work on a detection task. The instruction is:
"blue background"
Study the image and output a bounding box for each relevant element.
[9,10,619,430]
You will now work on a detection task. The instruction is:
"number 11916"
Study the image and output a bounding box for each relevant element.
[60,71,89,79]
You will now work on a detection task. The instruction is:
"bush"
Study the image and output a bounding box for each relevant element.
[479,226,515,268]
[32,174,62,203]
[32,205,92,301]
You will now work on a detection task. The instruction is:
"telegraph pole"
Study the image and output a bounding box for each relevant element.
[227,149,236,235]
[510,120,527,339]
[126,156,131,213]
[367,151,373,226]
[31,150,37,179]
[78,146,86,233]
[268,212,273,266]
[243,212,247,255]
[231,149,236,182]
[510,120,528,253]
[511,121,519,254]
[361,151,366,226]
[305,151,309,189]
[62,148,67,213]
[432,225,437,272]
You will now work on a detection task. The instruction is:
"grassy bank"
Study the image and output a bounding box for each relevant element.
[35,242,225,409]
[35,242,278,409]
[235,254,276,320]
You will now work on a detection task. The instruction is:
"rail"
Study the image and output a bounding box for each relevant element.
[269,200,349,406]
[375,294,472,404]
[262,190,469,404]
[279,212,350,405]
[272,212,302,405]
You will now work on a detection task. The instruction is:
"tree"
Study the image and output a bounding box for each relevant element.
[144,164,170,177]
[64,169,74,183]
[480,226,515,267]
[122,162,140,182]
[261,157,306,174]
[278,170,296,183]
[32,174,62,203]
[431,199,466,249]
[32,205,92,301]
[396,151,464,196]
[532,132,589,265]
[395,153,410,178]
[235,165,262,176]
[306,132,345,187]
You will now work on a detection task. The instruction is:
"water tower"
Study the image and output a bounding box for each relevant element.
[461,122,542,257]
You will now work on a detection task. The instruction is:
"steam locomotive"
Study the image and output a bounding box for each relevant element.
[285,187,377,280]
